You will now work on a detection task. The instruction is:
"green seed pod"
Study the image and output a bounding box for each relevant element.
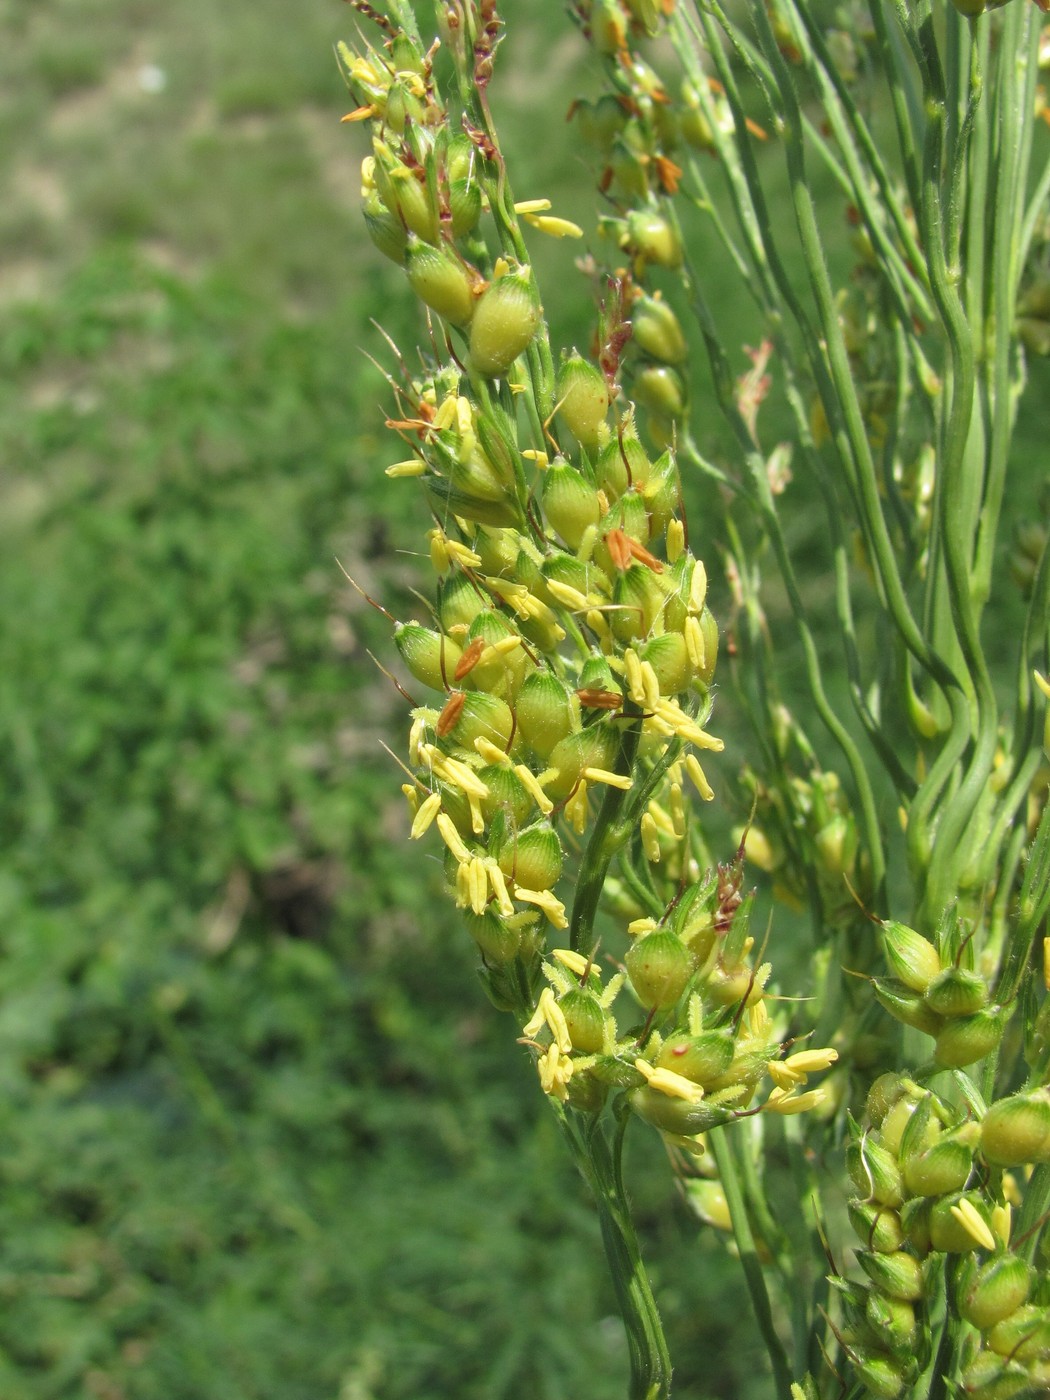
[363,191,408,263]
[514,671,580,760]
[695,605,719,687]
[848,1199,906,1254]
[856,1249,924,1302]
[597,493,652,568]
[640,633,692,695]
[900,1196,933,1255]
[959,1254,1033,1330]
[847,1135,905,1207]
[631,294,688,364]
[866,1073,912,1129]
[448,173,482,238]
[626,930,694,1010]
[578,654,619,695]
[814,813,858,879]
[924,967,989,1018]
[640,449,681,537]
[545,722,619,800]
[610,564,667,643]
[934,1006,1007,1069]
[626,1084,734,1136]
[680,80,717,152]
[902,1130,977,1198]
[394,622,462,691]
[987,1305,1050,1363]
[625,208,683,269]
[464,908,520,964]
[633,363,687,421]
[880,921,942,992]
[557,353,611,452]
[438,572,487,631]
[882,1090,934,1156]
[426,457,523,528]
[471,528,521,577]
[865,1291,917,1355]
[873,978,945,1038]
[541,459,604,551]
[497,821,563,891]
[656,1030,735,1085]
[469,266,543,377]
[596,433,650,500]
[383,162,440,244]
[479,764,533,828]
[558,988,607,1054]
[440,690,515,751]
[406,235,477,327]
[980,1090,1050,1167]
[850,1349,908,1399]
[576,93,628,153]
[961,1352,1032,1400]
[565,1069,607,1114]
[929,1192,994,1254]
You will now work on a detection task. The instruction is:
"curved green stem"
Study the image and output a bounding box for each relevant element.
[556,1106,672,1400]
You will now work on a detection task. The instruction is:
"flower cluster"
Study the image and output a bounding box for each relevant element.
[339,0,834,1148]
[837,1073,1050,1399]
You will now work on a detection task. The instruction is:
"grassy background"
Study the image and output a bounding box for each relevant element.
[0,3,771,1398]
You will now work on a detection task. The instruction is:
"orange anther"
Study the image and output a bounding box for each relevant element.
[576,689,624,710]
[436,690,466,737]
[654,155,683,195]
[454,638,486,680]
[606,527,634,572]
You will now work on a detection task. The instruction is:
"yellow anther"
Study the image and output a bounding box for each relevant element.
[684,752,715,802]
[410,791,442,839]
[765,1086,826,1115]
[436,812,472,864]
[475,736,510,766]
[433,395,459,431]
[545,995,573,1054]
[521,448,549,468]
[523,988,556,1038]
[641,812,662,863]
[684,614,706,671]
[515,886,569,929]
[582,766,633,790]
[646,801,677,838]
[523,213,584,239]
[546,579,591,612]
[385,459,427,478]
[537,1042,573,1100]
[950,1198,996,1252]
[627,917,659,935]
[767,1060,802,1090]
[991,1201,1012,1248]
[666,518,685,564]
[635,1058,706,1104]
[551,948,591,978]
[688,560,708,614]
[624,649,646,705]
[513,198,553,214]
[640,660,661,711]
[468,856,489,915]
[513,763,555,815]
[670,782,686,837]
[485,859,516,917]
[565,780,589,835]
[783,1047,839,1078]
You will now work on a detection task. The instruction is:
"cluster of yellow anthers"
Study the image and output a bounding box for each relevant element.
[837,1074,1050,1400]
[519,937,838,1148]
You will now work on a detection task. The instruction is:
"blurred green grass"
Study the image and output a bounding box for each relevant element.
[0,3,770,1397]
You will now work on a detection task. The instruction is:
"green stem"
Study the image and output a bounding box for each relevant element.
[556,1107,672,1400]
[569,711,642,953]
[710,1130,793,1397]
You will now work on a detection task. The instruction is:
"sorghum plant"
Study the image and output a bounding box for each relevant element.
[336,0,1050,1395]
